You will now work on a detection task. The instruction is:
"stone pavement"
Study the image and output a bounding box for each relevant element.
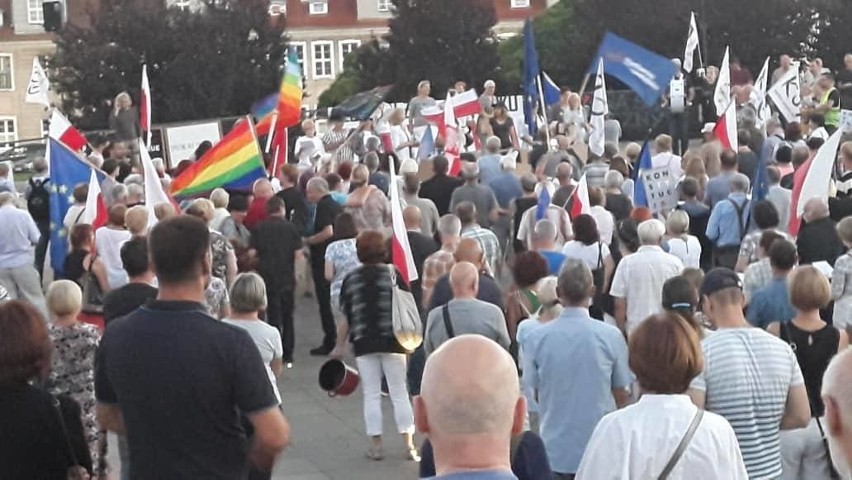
[106,292,422,479]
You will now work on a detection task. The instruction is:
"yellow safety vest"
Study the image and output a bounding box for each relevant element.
[821,87,840,128]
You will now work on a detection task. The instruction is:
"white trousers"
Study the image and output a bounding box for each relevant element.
[356,353,415,437]
[780,417,834,480]
[0,265,47,318]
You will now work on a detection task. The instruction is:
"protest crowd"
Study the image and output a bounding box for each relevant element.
[4,16,852,480]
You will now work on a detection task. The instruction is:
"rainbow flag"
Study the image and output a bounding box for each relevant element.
[278,46,302,127]
[170,117,266,197]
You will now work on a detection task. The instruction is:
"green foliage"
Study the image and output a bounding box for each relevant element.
[812,0,852,71]
[49,0,287,130]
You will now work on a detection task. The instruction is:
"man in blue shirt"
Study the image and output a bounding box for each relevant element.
[747,239,797,329]
[524,259,632,478]
[531,218,566,275]
[705,149,739,208]
[477,136,503,185]
[707,173,751,269]
[489,155,523,256]
[0,192,46,317]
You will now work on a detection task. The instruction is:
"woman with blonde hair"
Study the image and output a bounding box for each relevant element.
[109,91,142,162]
[665,210,702,269]
[125,205,149,237]
[186,198,238,287]
[388,108,418,162]
[209,188,231,230]
[43,280,107,476]
[683,150,709,197]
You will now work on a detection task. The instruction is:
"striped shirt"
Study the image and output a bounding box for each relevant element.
[690,328,804,480]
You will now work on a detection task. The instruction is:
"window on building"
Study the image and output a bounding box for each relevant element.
[309,1,328,15]
[377,0,392,12]
[27,0,44,24]
[311,42,334,79]
[510,0,530,7]
[0,55,12,90]
[289,42,306,65]
[0,118,17,149]
[339,40,361,71]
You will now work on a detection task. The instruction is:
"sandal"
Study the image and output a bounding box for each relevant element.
[365,447,384,461]
[406,447,421,462]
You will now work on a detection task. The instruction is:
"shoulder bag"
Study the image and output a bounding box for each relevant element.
[441,304,456,339]
[81,254,104,315]
[657,408,704,480]
[388,266,423,352]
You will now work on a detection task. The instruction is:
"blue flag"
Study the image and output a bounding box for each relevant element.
[632,140,652,208]
[752,151,769,203]
[587,32,677,106]
[523,19,540,137]
[536,183,551,220]
[417,126,435,162]
[48,139,101,277]
[542,71,561,107]
[251,92,279,120]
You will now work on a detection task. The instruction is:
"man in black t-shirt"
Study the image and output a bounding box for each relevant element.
[102,236,158,326]
[420,155,464,216]
[251,196,303,364]
[304,177,343,356]
[95,216,290,479]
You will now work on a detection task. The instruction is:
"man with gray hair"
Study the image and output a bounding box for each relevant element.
[402,174,439,236]
[797,197,844,265]
[422,214,462,309]
[111,183,129,206]
[364,152,390,196]
[822,348,852,479]
[531,219,567,275]
[0,192,47,316]
[456,201,501,275]
[415,335,525,479]
[450,162,498,229]
[478,137,503,184]
[604,170,632,221]
[304,176,343,356]
[707,172,751,269]
[517,182,573,249]
[610,219,684,337]
[126,183,144,207]
[524,258,631,478]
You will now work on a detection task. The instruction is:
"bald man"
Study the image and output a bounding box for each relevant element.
[415,335,527,479]
[427,238,504,312]
[404,205,439,310]
[823,348,852,478]
[797,197,844,265]
[245,178,275,229]
[424,262,509,355]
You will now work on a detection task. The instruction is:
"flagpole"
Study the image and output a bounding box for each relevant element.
[264,112,279,154]
[535,75,552,148]
[578,73,591,99]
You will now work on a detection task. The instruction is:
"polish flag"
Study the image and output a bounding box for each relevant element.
[421,105,443,125]
[441,91,461,176]
[269,128,288,178]
[569,173,591,220]
[139,139,175,227]
[49,109,88,152]
[140,64,151,146]
[389,157,418,284]
[789,128,844,236]
[376,122,394,154]
[81,169,108,229]
[712,100,738,151]
[451,89,481,118]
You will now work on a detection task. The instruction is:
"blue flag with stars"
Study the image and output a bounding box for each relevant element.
[523,18,540,137]
[48,139,102,277]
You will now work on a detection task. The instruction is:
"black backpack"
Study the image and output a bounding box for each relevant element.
[27,178,50,222]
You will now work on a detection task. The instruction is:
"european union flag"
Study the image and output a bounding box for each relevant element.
[523,19,540,137]
[587,32,677,107]
[536,182,551,220]
[542,71,561,107]
[48,139,102,277]
[632,140,652,208]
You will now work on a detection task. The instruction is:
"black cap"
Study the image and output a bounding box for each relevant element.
[700,268,742,298]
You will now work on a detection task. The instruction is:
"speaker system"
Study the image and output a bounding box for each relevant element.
[42,1,62,32]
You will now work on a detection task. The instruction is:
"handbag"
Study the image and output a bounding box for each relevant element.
[81,254,104,315]
[388,266,423,352]
[51,396,91,480]
[657,408,704,480]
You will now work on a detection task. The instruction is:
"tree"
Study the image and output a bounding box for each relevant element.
[812,0,852,71]
[49,0,287,130]
[319,0,500,107]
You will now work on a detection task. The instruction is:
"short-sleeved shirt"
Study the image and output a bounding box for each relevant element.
[223,319,283,404]
[746,278,796,329]
[424,298,510,354]
[690,327,804,479]
[523,307,632,474]
[339,265,407,356]
[310,194,343,266]
[738,229,791,265]
[102,282,158,325]
[250,216,302,289]
[609,246,684,334]
[450,184,498,228]
[562,241,610,271]
[204,277,230,318]
[95,300,278,479]
[428,272,503,312]
[325,238,361,305]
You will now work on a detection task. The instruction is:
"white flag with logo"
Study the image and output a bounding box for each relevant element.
[683,12,700,73]
[588,57,608,157]
[767,62,801,123]
[713,47,731,116]
[750,57,771,128]
[25,58,51,107]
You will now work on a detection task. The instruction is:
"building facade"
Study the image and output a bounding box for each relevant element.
[280,0,557,108]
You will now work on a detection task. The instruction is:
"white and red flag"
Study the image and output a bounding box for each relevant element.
[441,91,461,176]
[713,46,731,116]
[713,100,738,151]
[81,169,108,229]
[49,109,88,152]
[569,173,591,220]
[789,128,844,235]
[139,139,175,227]
[389,157,418,284]
[140,64,152,146]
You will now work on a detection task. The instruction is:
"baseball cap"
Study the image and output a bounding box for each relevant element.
[699,268,742,297]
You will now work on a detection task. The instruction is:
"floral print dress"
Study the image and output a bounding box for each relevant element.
[44,322,106,476]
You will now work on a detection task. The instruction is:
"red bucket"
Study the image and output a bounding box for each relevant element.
[318,359,360,397]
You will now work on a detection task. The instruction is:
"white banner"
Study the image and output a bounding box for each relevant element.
[767,62,801,124]
[25,58,51,107]
[750,57,771,128]
[588,57,608,157]
[165,122,222,164]
[641,167,679,214]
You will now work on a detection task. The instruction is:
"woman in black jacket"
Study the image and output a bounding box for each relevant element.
[0,301,92,478]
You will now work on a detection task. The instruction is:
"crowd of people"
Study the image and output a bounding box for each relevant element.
[0,50,852,480]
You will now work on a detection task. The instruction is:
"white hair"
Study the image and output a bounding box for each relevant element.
[638,219,666,246]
